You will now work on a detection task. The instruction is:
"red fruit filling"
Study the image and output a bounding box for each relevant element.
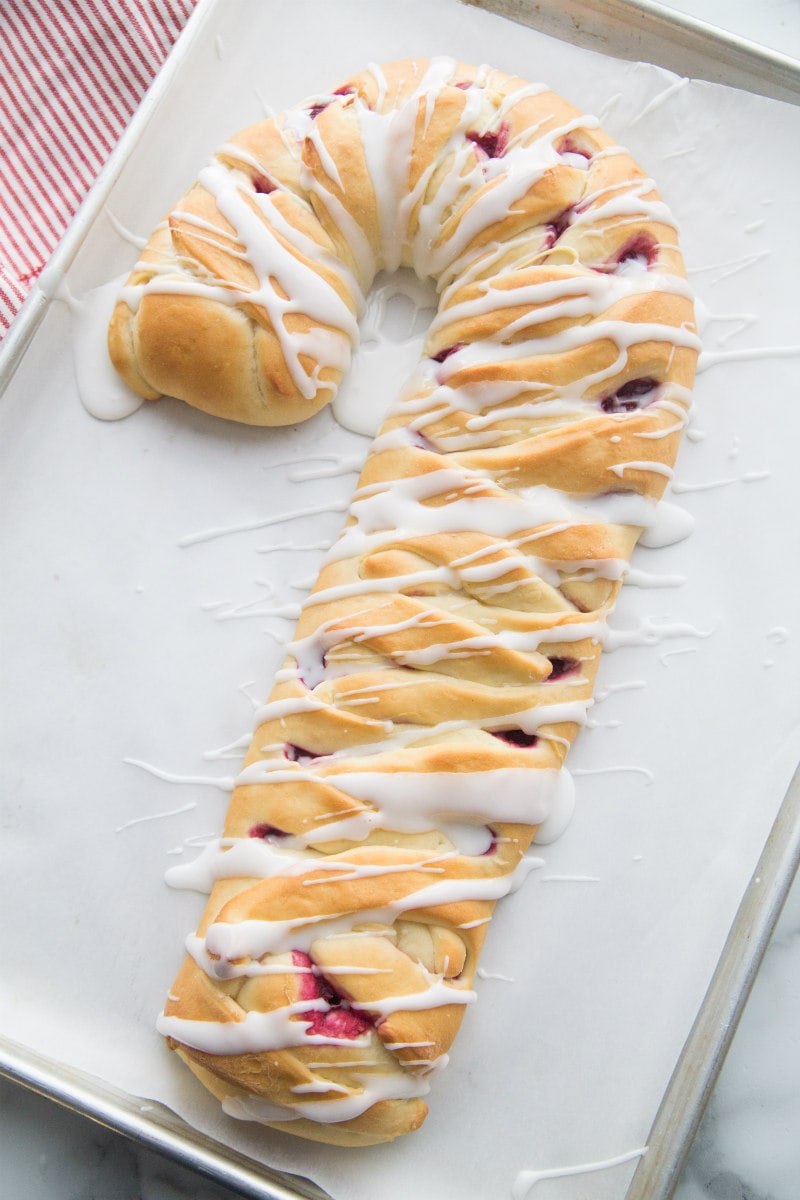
[284,742,320,765]
[600,377,658,414]
[614,232,658,270]
[409,429,437,452]
[305,1007,371,1039]
[544,207,574,248]
[292,951,371,1040]
[556,136,593,162]
[431,343,463,363]
[481,831,499,856]
[307,88,354,121]
[293,950,318,998]
[248,822,289,840]
[253,174,275,195]
[545,656,579,681]
[454,80,472,90]
[491,728,539,748]
[466,121,510,160]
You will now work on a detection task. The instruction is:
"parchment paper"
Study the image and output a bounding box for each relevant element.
[1,2,799,1198]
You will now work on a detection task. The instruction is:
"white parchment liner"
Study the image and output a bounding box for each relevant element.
[1,2,799,1198]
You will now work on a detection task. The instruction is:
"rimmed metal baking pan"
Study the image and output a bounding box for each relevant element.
[469,0,800,104]
[1,2,799,1199]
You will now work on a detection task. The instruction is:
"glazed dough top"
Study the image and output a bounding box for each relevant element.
[109,56,697,429]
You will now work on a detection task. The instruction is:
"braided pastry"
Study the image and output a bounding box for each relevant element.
[111,59,699,1146]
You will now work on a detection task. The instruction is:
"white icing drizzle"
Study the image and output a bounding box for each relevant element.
[286,454,364,482]
[608,460,673,479]
[436,320,700,375]
[687,248,768,284]
[624,567,685,589]
[638,500,694,548]
[166,837,306,891]
[366,979,475,1018]
[627,77,689,125]
[115,801,196,833]
[572,764,653,784]
[180,500,350,547]
[233,766,573,843]
[356,57,464,272]
[158,1002,369,1053]
[68,275,145,421]
[222,1069,431,1125]
[532,775,575,845]
[429,270,692,339]
[671,470,769,494]
[659,645,697,666]
[603,616,711,653]
[512,1146,648,1197]
[199,867,537,971]
[123,757,235,792]
[698,342,800,371]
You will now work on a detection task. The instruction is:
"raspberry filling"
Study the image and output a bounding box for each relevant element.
[613,232,658,271]
[284,742,326,765]
[284,739,331,768]
[466,121,510,160]
[600,377,658,413]
[409,429,437,452]
[491,729,539,748]
[292,951,371,1040]
[253,174,276,195]
[545,656,579,680]
[307,87,355,121]
[431,343,463,363]
[248,822,290,840]
[545,207,574,248]
[305,1007,371,1040]
[556,137,592,168]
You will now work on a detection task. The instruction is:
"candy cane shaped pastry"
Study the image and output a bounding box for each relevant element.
[109,60,699,1145]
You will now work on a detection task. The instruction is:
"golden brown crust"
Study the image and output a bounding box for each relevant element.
[123,59,699,1144]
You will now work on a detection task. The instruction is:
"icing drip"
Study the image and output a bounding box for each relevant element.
[232,765,575,842]
[512,1147,648,1197]
[222,1069,431,1125]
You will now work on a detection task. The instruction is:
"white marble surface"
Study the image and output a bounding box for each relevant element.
[1,2,799,1198]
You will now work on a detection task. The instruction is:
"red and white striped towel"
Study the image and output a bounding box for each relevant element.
[0,0,198,336]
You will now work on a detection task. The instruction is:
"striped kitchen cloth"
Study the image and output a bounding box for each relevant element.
[0,0,198,336]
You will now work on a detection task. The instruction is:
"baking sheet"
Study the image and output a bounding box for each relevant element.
[469,0,800,105]
[1,2,800,1199]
